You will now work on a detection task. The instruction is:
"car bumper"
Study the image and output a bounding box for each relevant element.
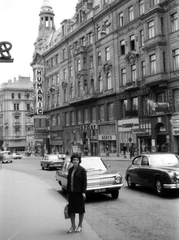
[50,163,62,168]
[87,183,123,193]
[163,183,179,189]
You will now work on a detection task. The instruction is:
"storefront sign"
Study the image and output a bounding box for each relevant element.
[118,88,149,100]
[51,131,63,141]
[118,118,139,132]
[171,116,179,127]
[80,124,97,130]
[98,135,116,140]
[173,128,179,136]
[35,69,43,115]
[147,100,169,114]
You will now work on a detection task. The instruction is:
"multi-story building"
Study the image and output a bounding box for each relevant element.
[0,76,34,152]
[31,0,179,157]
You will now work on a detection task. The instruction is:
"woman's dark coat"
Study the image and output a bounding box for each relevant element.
[67,165,87,193]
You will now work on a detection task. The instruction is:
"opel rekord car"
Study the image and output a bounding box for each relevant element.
[40,154,64,170]
[12,152,22,159]
[125,153,179,197]
[55,156,123,199]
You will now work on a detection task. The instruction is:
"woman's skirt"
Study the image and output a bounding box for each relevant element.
[68,192,85,214]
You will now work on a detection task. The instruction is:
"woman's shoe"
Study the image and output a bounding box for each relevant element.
[75,226,82,233]
[67,227,75,233]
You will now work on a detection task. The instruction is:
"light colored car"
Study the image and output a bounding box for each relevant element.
[125,153,179,197]
[40,154,64,170]
[12,152,22,159]
[55,156,123,199]
[0,151,13,163]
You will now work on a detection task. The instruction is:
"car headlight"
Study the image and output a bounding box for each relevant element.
[168,171,179,182]
[114,174,122,184]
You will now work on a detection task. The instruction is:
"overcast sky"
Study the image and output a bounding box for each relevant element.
[0,0,77,84]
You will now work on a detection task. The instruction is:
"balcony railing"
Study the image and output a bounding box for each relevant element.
[69,91,98,105]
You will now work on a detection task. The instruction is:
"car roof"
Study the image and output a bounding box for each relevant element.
[137,153,176,156]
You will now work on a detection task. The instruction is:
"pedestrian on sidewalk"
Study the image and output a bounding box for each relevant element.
[67,153,87,233]
[123,144,127,159]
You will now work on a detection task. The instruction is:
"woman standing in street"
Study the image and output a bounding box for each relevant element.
[67,153,87,233]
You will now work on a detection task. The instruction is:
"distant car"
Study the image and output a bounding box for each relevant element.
[0,151,13,163]
[12,152,22,159]
[125,153,179,197]
[40,154,64,170]
[57,153,66,160]
[55,156,123,199]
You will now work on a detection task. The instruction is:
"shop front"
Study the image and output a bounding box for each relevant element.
[50,130,63,154]
[171,115,179,154]
[98,134,117,156]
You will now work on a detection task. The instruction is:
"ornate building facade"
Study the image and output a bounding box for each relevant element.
[0,76,34,151]
[31,0,179,156]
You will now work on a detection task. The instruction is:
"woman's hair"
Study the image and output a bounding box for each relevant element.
[70,153,81,163]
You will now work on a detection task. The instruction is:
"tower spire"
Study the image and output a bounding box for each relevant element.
[38,0,56,38]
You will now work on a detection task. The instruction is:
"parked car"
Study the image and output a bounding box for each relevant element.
[58,153,66,160]
[55,156,123,199]
[12,152,22,159]
[40,154,64,170]
[125,153,179,197]
[0,151,13,163]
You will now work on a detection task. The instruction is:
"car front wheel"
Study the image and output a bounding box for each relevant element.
[155,177,165,197]
[127,175,136,189]
[111,190,119,199]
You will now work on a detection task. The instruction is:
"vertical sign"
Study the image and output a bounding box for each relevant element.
[36,69,43,115]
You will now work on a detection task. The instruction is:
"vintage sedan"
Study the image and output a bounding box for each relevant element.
[12,152,22,159]
[125,153,179,196]
[55,156,123,199]
[40,154,64,170]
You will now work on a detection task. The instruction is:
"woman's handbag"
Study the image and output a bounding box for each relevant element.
[64,204,70,219]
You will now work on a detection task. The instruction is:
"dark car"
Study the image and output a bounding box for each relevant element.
[56,156,123,199]
[125,153,179,197]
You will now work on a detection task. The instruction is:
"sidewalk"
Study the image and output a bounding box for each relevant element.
[0,168,102,240]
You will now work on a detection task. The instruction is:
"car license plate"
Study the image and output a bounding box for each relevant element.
[95,189,106,193]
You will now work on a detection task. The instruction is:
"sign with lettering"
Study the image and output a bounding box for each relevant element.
[98,135,116,140]
[0,41,14,62]
[118,118,139,132]
[80,124,97,130]
[173,128,179,136]
[35,69,43,114]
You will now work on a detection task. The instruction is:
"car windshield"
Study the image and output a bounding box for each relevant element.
[149,154,179,166]
[80,157,107,171]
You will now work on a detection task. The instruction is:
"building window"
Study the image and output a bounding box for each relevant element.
[77,110,82,124]
[97,26,101,40]
[120,40,125,55]
[57,114,61,125]
[173,49,179,71]
[150,54,156,75]
[18,93,21,99]
[52,76,55,86]
[63,48,66,60]
[14,103,19,111]
[84,108,88,124]
[154,0,160,5]
[11,93,14,99]
[139,0,145,15]
[99,75,103,92]
[97,51,102,65]
[81,37,86,46]
[105,20,110,34]
[122,100,127,118]
[105,46,110,61]
[119,12,124,27]
[171,12,178,33]
[65,112,69,126]
[69,66,73,78]
[107,103,114,121]
[14,116,19,123]
[89,32,93,44]
[69,45,73,57]
[174,89,179,112]
[140,29,144,47]
[91,107,96,123]
[130,35,135,50]
[77,59,81,71]
[63,69,67,80]
[52,115,56,126]
[64,89,67,102]
[129,6,134,22]
[141,61,146,77]
[148,20,155,39]
[121,68,126,85]
[156,91,167,103]
[90,55,93,68]
[71,111,75,125]
[131,64,136,81]
[27,104,30,111]
[107,72,112,90]
[55,54,59,65]
[99,105,104,121]
[132,97,138,111]
[57,73,59,83]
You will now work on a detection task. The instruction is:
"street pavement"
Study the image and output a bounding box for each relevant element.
[0,167,102,240]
